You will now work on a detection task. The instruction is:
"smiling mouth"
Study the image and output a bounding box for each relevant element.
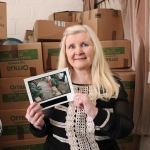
[74,58,86,60]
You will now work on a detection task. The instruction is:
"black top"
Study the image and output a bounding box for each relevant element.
[29,76,134,150]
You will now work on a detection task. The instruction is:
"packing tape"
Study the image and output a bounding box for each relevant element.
[112,31,116,40]
[30,67,37,76]
[17,126,24,140]
[73,13,76,22]
[124,59,129,68]
[80,12,84,24]
[88,10,92,20]
[113,10,118,17]
[68,11,72,16]
[11,44,18,58]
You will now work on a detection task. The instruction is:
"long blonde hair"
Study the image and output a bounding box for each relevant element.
[58,24,119,101]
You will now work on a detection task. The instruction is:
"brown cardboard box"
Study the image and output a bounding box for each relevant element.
[0,43,44,78]
[24,30,35,43]
[0,77,30,110]
[83,9,124,40]
[0,109,36,142]
[0,138,46,149]
[24,30,34,41]
[112,71,136,103]
[33,20,79,42]
[42,42,60,70]
[117,134,140,150]
[48,11,79,22]
[44,70,56,73]
[72,12,83,23]
[101,40,131,68]
[0,2,7,41]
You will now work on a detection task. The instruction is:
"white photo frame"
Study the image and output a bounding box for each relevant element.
[24,68,74,110]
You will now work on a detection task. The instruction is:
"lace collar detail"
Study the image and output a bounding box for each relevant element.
[65,84,99,150]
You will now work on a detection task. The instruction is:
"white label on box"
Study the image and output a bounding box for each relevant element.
[57,21,61,26]
[62,22,65,27]
[56,21,65,27]
[55,21,57,25]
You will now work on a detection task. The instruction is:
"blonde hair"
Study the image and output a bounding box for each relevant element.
[58,24,119,101]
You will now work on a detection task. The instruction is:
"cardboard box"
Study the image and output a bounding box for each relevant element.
[0,77,30,110]
[0,109,36,142]
[48,11,79,22]
[83,9,124,40]
[101,40,131,68]
[0,2,7,41]
[0,43,44,78]
[24,30,34,43]
[117,134,140,150]
[42,42,60,70]
[72,12,83,23]
[33,20,79,42]
[113,71,136,103]
[0,138,46,149]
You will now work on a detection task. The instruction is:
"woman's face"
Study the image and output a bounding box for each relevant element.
[65,32,95,71]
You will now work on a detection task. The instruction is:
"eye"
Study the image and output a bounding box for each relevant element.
[68,44,75,49]
[82,43,88,47]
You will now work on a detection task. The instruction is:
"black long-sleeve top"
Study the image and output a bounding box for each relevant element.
[30,77,134,150]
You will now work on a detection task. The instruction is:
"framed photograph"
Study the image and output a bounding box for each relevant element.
[24,68,74,110]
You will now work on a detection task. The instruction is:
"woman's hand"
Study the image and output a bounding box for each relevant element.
[74,93,98,119]
[25,102,45,130]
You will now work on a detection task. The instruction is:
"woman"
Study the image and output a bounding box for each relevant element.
[25,25,134,150]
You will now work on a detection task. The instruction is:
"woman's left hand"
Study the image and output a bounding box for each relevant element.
[74,93,98,119]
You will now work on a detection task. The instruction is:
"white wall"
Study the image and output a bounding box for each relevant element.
[1,0,83,41]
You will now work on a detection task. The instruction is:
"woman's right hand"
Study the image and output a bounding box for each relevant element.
[25,102,45,130]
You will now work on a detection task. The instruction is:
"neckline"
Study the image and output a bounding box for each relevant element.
[72,82,91,86]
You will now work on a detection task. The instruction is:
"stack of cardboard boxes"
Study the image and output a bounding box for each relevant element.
[0,45,46,148]
[34,11,80,72]
[0,2,46,149]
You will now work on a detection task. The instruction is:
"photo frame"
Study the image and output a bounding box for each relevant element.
[24,68,74,110]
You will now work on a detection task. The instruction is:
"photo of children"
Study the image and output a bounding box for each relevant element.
[28,71,71,103]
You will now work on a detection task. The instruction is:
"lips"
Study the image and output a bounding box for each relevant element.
[74,57,86,60]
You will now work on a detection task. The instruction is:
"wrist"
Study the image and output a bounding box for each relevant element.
[34,124,45,131]
[91,107,98,119]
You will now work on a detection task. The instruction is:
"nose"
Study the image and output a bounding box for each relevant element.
[75,46,83,55]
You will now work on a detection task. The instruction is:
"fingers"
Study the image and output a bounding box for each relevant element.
[26,102,43,121]
[26,102,38,117]
[29,111,44,125]
[74,93,87,110]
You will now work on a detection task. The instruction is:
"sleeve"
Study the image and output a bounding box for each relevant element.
[29,117,52,138]
[93,77,134,139]
[29,107,54,138]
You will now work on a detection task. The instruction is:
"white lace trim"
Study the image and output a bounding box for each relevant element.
[95,110,110,131]
[55,105,68,112]
[100,110,110,128]
[50,118,65,128]
[53,134,69,143]
[95,136,110,141]
[65,84,99,150]
[104,108,114,113]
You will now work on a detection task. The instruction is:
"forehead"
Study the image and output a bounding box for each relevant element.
[65,32,92,44]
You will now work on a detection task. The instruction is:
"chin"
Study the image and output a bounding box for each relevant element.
[73,66,91,70]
